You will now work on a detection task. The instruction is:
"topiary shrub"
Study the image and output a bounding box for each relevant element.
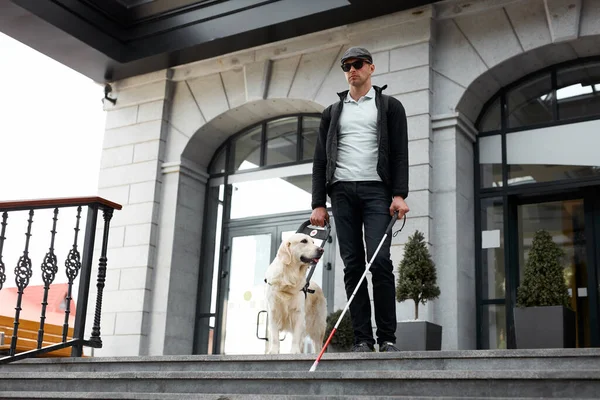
[396,230,440,320]
[324,309,354,351]
[516,229,570,308]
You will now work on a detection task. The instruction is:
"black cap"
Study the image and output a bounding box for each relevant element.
[341,47,373,64]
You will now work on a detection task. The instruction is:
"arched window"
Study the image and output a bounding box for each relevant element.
[474,57,600,351]
[206,114,324,220]
[196,113,331,355]
[478,58,600,134]
[476,58,600,188]
[209,114,321,175]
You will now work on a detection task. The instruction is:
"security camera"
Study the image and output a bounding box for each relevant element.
[103,83,117,105]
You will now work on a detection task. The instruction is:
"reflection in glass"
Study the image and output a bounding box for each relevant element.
[479,135,502,188]
[230,173,330,219]
[557,62,600,121]
[518,199,590,347]
[478,97,501,132]
[195,316,215,354]
[223,233,272,355]
[195,184,224,354]
[233,125,262,171]
[302,117,321,161]
[266,117,298,166]
[507,73,553,128]
[480,197,505,300]
[481,304,507,349]
[210,185,225,314]
[507,120,600,185]
[478,61,600,133]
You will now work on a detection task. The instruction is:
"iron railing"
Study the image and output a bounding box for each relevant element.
[0,196,121,364]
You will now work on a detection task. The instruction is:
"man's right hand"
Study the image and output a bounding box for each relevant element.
[310,207,330,227]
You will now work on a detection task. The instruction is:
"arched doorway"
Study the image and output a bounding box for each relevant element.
[473,57,600,349]
[192,113,337,355]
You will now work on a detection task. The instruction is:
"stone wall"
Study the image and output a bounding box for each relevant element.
[92,0,600,355]
[430,0,600,349]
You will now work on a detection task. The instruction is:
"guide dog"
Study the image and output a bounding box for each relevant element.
[264,233,327,354]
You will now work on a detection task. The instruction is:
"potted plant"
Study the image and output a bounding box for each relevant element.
[324,309,354,352]
[395,230,442,350]
[514,229,575,348]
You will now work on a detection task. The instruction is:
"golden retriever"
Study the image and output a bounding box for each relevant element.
[264,233,327,354]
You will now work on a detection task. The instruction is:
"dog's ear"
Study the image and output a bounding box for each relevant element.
[277,240,292,265]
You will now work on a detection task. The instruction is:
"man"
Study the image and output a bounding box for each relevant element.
[310,47,409,352]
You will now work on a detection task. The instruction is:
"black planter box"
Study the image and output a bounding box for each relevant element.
[395,321,442,351]
[514,305,576,349]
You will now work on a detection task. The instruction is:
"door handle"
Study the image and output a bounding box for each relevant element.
[221,271,229,279]
[326,262,332,271]
[256,310,268,341]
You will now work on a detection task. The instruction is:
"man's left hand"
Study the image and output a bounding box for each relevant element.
[390,196,409,219]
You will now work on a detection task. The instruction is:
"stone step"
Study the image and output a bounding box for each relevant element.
[7,348,600,373]
[1,370,599,398]
[0,393,596,400]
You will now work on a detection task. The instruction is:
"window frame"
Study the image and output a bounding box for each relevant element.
[195,113,324,354]
[208,113,322,176]
[476,56,600,134]
[474,56,600,350]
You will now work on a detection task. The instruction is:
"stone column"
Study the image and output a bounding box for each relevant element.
[93,70,172,356]
[148,159,207,355]
[431,113,477,350]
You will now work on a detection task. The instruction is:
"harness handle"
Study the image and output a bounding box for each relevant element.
[299,220,331,297]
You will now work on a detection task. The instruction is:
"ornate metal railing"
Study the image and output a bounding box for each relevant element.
[0,197,121,364]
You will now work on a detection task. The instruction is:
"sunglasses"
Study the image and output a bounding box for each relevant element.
[341,60,370,72]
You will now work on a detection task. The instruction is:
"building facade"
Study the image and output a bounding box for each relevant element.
[89,0,600,356]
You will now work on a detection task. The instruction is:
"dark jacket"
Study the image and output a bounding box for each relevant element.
[311,84,409,210]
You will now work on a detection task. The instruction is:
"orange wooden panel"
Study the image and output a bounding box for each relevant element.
[0,316,74,337]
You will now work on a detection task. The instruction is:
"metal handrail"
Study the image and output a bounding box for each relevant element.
[0,196,121,363]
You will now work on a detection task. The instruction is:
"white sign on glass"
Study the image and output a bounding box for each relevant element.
[482,229,501,249]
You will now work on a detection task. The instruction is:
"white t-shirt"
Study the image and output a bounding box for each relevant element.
[333,86,381,183]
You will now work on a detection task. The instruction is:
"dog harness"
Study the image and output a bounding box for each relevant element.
[264,278,315,299]
[263,220,329,299]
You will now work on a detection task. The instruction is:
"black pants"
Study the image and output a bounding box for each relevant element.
[330,181,397,346]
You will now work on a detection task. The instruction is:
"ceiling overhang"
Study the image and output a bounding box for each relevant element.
[0,0,439,82]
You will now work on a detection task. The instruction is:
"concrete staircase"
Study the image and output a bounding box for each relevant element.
[1,348,599,399]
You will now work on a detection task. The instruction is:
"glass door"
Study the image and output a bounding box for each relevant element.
[274,220,335,353]
[514,189,600,347]
[219,228,274,355]
[213,213,337,355]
